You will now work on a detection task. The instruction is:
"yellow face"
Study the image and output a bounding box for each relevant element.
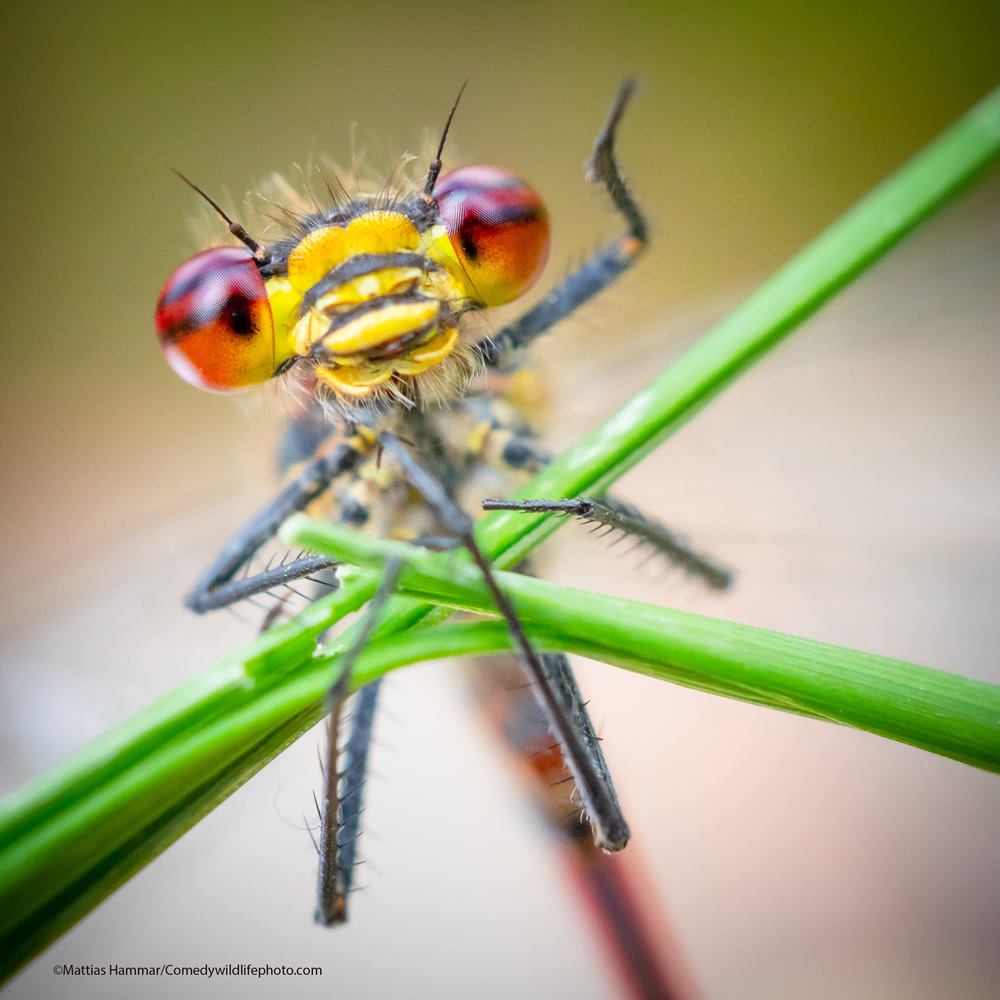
[155,166,550,406]
[267,210,473,399]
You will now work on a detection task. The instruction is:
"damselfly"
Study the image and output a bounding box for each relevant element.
[155,81,728,998]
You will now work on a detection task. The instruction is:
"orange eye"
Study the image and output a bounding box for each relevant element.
[435,166,550,307]
[155,247,276,392]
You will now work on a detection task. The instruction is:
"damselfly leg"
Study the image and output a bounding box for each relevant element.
[478,78,647,368]
[315,558,401,926]
[380,431,630,850]
[185,435,365,613]
[483,496,733,590]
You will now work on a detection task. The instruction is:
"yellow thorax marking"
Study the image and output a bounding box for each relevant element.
[287,211,421,291]
[303,299,441,357]
[313,267,424,312]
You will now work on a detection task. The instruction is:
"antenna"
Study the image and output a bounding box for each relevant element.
[170,167,262,255]
[423,80,468,197]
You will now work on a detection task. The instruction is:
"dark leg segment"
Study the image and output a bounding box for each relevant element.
[203,554,338,614]
[483,496,732,590]
[316,558,402,926]
[381,432,629,852]
[467,403,731,590]
[479,79,647,367]
[537,651,623,832]
[186,440,363,614]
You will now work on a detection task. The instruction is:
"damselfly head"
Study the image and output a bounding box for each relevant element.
[155,144,550,407]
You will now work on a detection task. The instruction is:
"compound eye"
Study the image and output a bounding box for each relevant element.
[435,166,550,307]
[155,246,275,392]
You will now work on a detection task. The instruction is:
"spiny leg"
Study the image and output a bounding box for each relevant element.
[463,410,732,589]
[316,558,402,926]
[185,437,363,614]
[483,496,733,590]
[381,432,629,852]
[535,652,621,834]
[478,78,647,367]
[205,553,339,616]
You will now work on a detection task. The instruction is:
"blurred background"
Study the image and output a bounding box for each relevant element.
[1,1,998,997]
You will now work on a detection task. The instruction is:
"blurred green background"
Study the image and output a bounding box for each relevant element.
[2,1,998,998]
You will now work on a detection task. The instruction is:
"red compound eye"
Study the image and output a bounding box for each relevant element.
[435,166,550,307]
[155,246,276,392]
